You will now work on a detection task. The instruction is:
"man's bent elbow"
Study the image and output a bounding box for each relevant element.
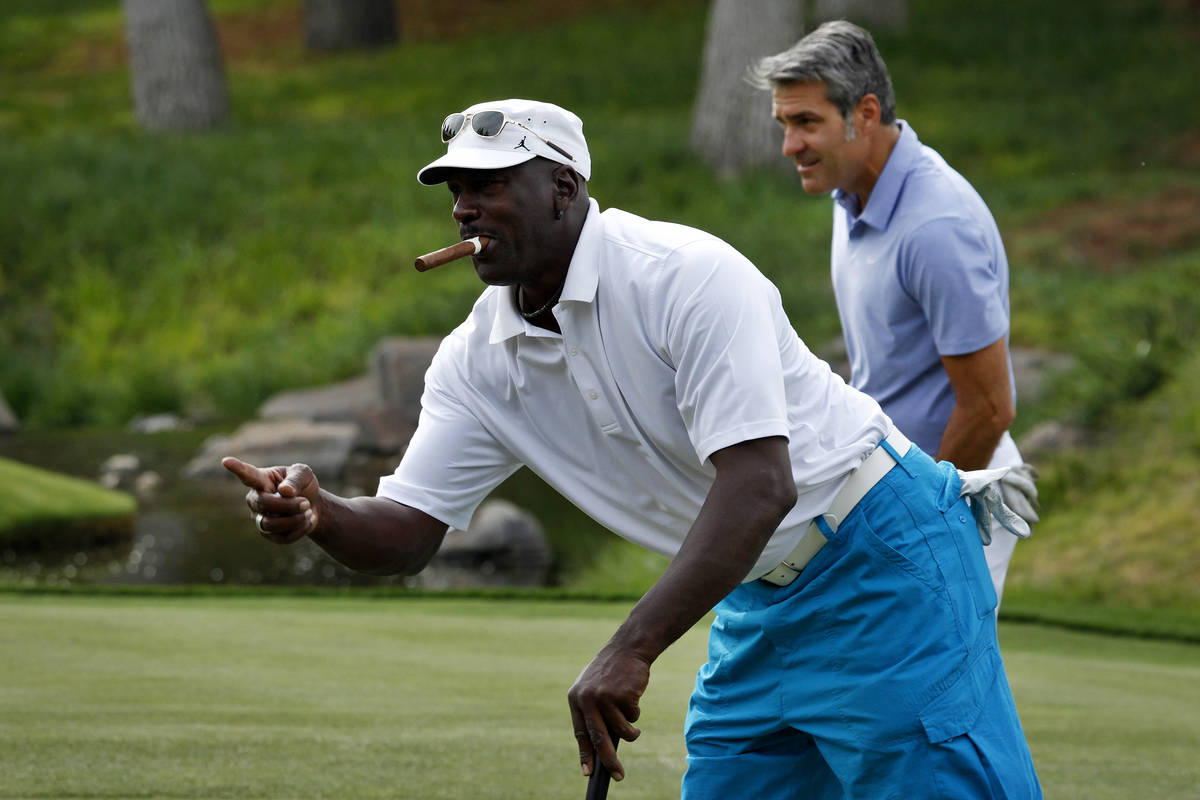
[381,535,445,577]
[993,401,1016,436]
[735,464,797,529]
[764,468,799,518]
[356,548,438,577]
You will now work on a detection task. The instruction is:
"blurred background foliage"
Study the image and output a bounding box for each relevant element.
[1,0,1198,612]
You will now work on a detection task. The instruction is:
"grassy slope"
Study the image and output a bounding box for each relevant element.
[0,594,1197,799]
[0,455,134,535]
[1,0,1198,611]
[1005,349,1200,613]
[4,0,1194,425]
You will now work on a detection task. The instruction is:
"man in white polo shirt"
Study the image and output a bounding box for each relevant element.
[223,99,1040,799]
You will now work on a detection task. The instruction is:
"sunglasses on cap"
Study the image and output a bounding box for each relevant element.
[440,110,577,163]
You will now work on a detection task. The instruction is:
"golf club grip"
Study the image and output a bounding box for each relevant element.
[585,732,619,800]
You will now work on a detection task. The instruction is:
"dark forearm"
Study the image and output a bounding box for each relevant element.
[935,406,1009,470]
[565,438,796,782]
[608,438,796,663]
[309,491,448,575]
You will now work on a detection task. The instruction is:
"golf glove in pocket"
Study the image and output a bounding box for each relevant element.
[957,467,1033,546]
[999,462,1040,525]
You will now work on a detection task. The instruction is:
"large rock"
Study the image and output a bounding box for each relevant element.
[369,336,442,428]
[1018,420,1090,464]
[258,375,378,422]
[1011,347,1075,405]
[0,390,18,434]
[256,375,410,452]
[182,335,443,486]
[248,337,443,456]
[183,419,360,480]
[416,499,553,589]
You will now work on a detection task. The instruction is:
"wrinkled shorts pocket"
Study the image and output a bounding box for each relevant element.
[919,642,1000,743]
[918,643,1042,799]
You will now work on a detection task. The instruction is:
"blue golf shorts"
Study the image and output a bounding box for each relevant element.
[682,443,1042,799]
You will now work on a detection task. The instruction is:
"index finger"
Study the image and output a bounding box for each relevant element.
[586,728,619,800]
[221,456,278,493]
[583,707,625,782]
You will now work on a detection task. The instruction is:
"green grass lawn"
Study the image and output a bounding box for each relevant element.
[1,594,1197,799]
[0,456,134,540]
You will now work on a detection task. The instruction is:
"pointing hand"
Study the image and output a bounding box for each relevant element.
[221,457,321,544]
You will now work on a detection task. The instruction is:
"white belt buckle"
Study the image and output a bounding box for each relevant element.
[758,428,909,587]
[759,523,827,586]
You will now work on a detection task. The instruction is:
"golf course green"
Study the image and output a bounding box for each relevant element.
[1,594,1196,798]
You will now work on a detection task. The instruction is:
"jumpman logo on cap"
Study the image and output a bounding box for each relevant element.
[514,136,531,152]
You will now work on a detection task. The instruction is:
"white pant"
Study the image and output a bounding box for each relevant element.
[983,431,1023,605]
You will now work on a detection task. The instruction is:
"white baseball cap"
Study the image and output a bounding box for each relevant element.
[417,98,592,185]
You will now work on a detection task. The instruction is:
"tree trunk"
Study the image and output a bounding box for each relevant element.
[814,0,908,30]
[0,389,18,434]
[123,0,229,132]
[304,0,399,52]
[690,0,806,177]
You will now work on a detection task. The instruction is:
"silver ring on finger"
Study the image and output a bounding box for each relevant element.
[255,513,268,534]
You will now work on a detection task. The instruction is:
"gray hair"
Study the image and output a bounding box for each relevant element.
[750,21,896,126]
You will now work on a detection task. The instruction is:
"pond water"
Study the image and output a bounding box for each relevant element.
[0,426,414,589]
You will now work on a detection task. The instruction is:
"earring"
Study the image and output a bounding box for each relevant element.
[554,209,563,220]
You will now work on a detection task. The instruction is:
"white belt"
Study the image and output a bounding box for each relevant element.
[759,428,912,587]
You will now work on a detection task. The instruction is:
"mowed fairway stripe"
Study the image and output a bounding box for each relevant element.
[1,595,1197,799]
[998,624,1200,800]
[0,595,702,799]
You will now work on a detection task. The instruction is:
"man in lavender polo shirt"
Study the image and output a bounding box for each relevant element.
[753,21,1040,602]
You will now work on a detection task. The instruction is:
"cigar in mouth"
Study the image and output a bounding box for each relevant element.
[414,236,490,272]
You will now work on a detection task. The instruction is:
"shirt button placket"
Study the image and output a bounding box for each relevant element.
[562,337,620,432]
[567,345,596,398]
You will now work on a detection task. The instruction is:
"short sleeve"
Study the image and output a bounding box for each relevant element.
[661,240,791,463]
[376,363,521,531]
[900,217,1008,356]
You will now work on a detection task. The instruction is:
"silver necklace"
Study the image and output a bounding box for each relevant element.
[517,286,562,320]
